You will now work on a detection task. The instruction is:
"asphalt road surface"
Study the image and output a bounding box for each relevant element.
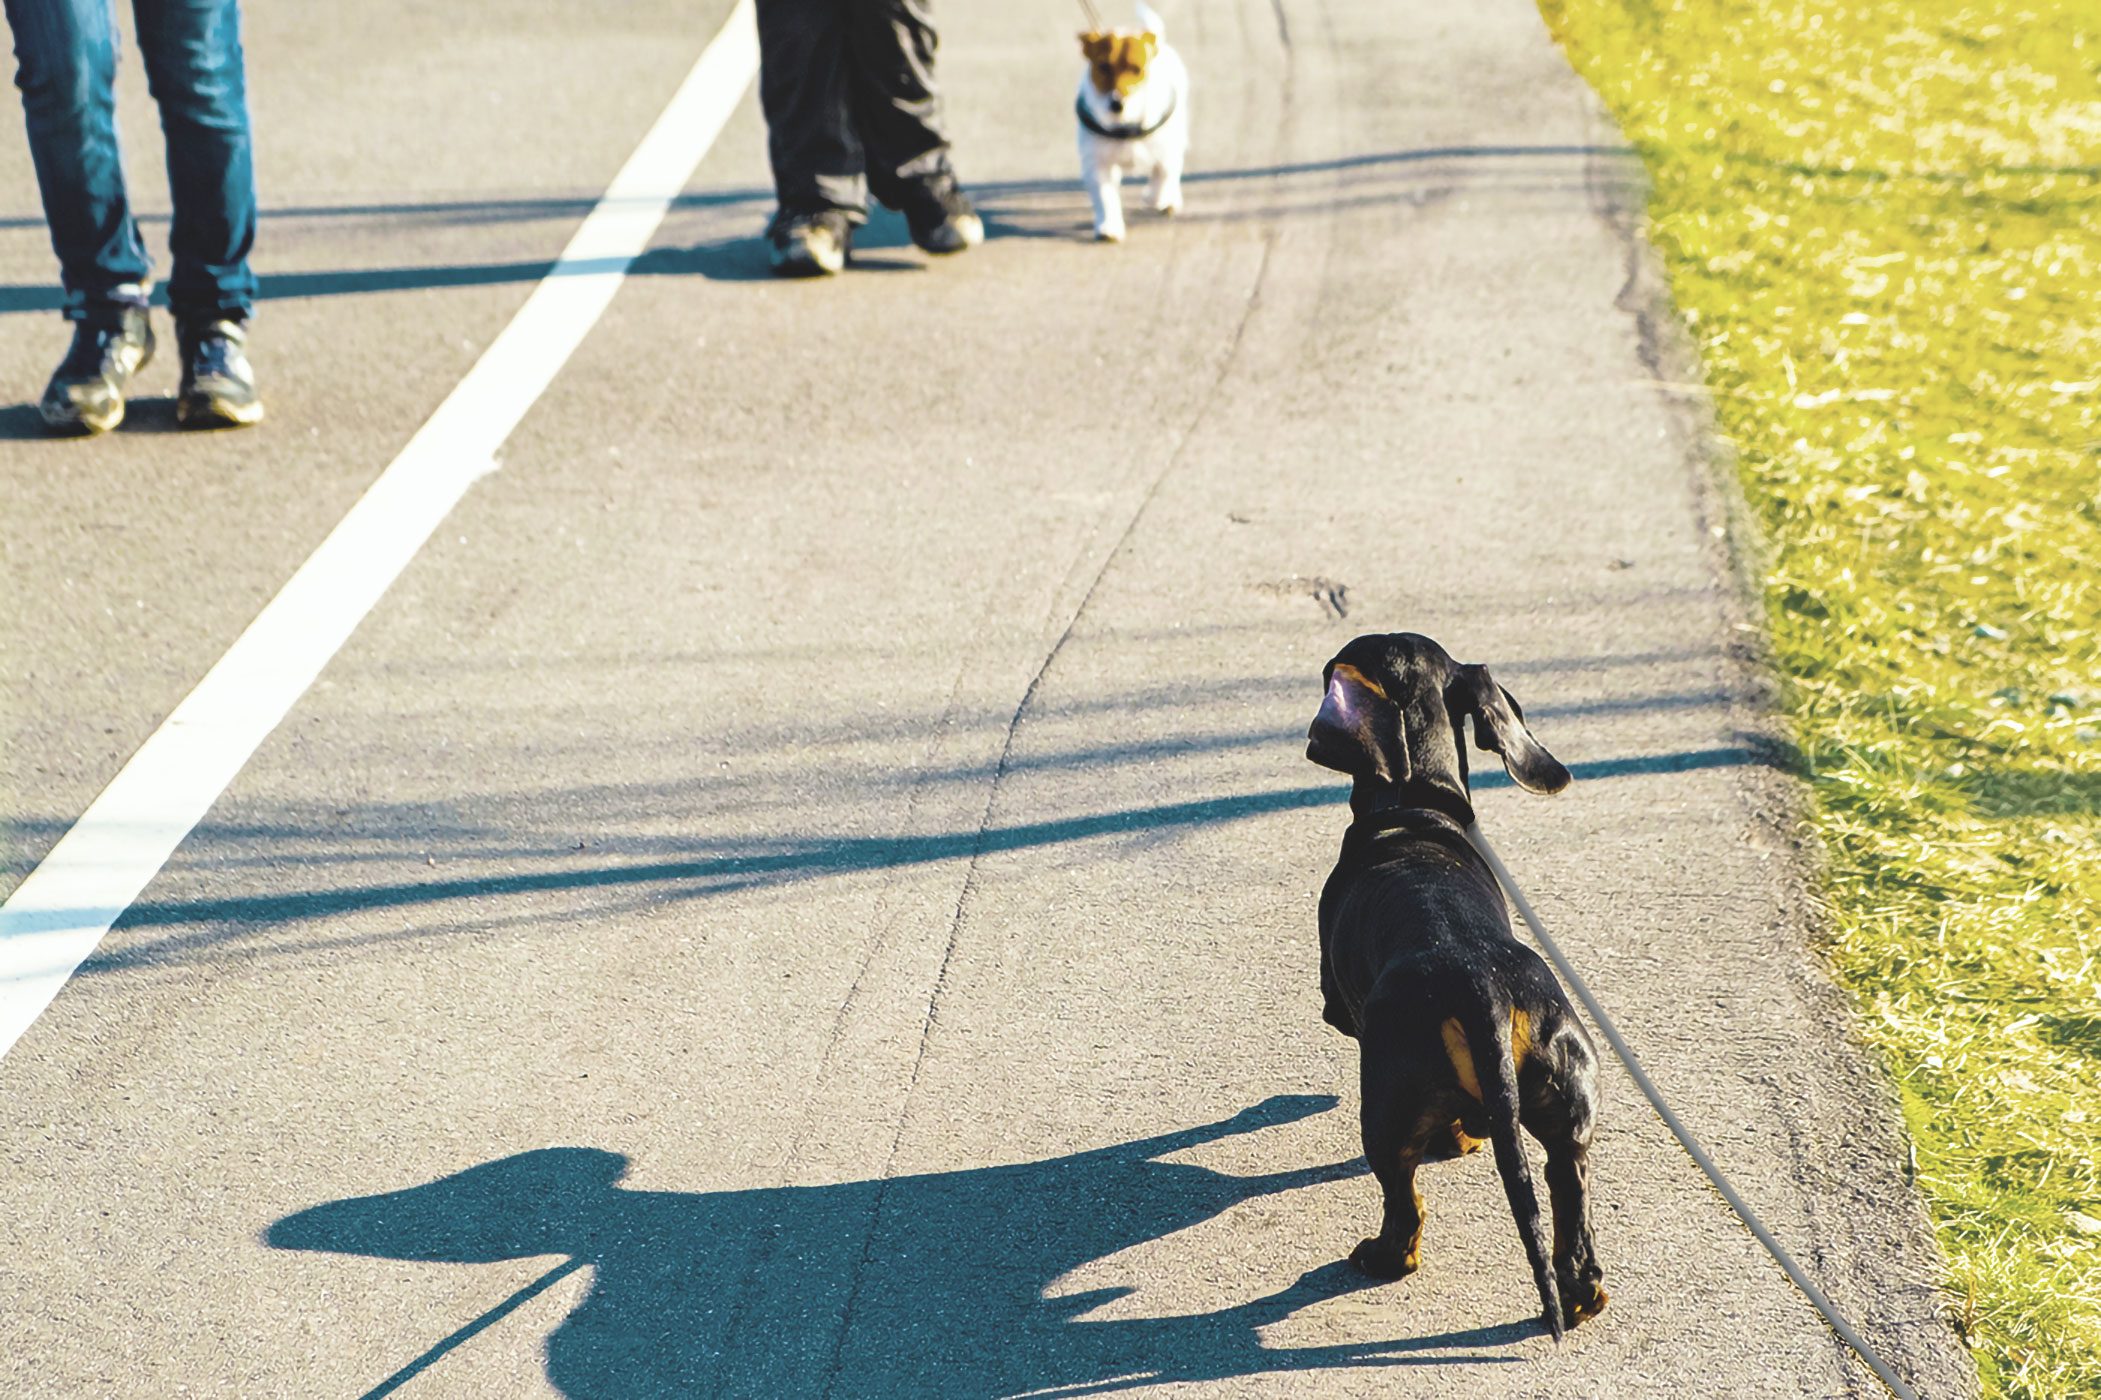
[1,1,1978,1396]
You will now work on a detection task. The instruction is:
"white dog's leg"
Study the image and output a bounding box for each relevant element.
[1148,149,1184,216]
[1085,157,1126,242]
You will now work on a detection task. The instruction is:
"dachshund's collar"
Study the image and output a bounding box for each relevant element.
[1346,805,1467,839]
[1338,791,1481,857]
[1076,89,1178,140]
[1348,786,1476,833]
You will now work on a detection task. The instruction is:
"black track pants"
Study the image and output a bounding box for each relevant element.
[756,0,954,219]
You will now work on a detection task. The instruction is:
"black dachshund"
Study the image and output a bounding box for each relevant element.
[1306,632,1606,1339]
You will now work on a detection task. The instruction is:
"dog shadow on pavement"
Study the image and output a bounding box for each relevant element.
[267,1093,1531,1397]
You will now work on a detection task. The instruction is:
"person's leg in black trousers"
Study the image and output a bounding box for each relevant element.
[757,0,862,217]
[755,0,978,276]
[844,0,979,254]
[756,0,858,275]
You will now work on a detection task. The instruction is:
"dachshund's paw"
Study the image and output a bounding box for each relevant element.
[1562,1279,1609,1327]
[1349,1238,1419,1279]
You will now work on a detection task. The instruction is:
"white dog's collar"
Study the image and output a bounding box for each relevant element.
[1076,90,1177,140]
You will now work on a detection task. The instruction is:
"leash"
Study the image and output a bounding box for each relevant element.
[1462,824,1923,1400]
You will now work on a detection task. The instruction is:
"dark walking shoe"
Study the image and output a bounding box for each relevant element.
[175,318,264,428]
[899,174,984,255]
[39,306,155,435]
[767,209,852,277]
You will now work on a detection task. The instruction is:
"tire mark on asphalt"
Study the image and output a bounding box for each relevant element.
[813,4,1303,1385]
[699,592,1013,1391]
[708,27,1256,1362]
[817,236,1282,1396]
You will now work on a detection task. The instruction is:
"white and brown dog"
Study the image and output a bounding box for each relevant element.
[1076,4,1188,242]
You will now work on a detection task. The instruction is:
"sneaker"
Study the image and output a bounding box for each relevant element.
[899,173,984,255]
[175,318,264,428]
[39,305,154,435]
[767,209,852,277]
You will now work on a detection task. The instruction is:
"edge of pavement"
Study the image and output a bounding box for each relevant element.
[1570,68,1980,1400]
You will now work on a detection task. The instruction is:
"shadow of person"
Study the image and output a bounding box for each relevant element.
[268,1094,1532,1397]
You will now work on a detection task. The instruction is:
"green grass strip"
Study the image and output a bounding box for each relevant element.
[1537,3,2101,1394]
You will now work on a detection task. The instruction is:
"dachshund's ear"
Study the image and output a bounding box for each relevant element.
[1079,31,1107,56]
[1307,664,1410,785]
[1446,664,1569,795]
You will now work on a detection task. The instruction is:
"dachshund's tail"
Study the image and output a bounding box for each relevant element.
[1460,1000,1563,1341]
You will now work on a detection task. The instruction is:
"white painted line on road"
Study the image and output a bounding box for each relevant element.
[0,0,760,1061]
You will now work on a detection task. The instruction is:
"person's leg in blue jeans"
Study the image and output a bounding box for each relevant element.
[134,0,262,427]
[135,0,256,325]
[6,0,155,431]
[5,0,151,314]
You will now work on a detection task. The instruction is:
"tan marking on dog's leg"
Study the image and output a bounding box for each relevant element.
[1402,1176,1425,1272]
[1441,1017,1481,1100]
[1445,1009,1531,1102]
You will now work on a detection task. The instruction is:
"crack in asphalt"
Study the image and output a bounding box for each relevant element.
[813,6,1301,1384]
[813,224,1287,1399]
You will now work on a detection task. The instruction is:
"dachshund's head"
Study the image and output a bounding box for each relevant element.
[1306,632,1569,818]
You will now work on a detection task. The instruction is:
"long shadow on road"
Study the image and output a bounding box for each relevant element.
[0,147,1632,313]
[267,1093,1530,1398]
[60,744,1759,975]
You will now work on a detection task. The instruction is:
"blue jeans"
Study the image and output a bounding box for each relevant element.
[5,0,257,322]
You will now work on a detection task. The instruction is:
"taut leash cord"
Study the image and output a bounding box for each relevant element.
[1464,824,1923,1400]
